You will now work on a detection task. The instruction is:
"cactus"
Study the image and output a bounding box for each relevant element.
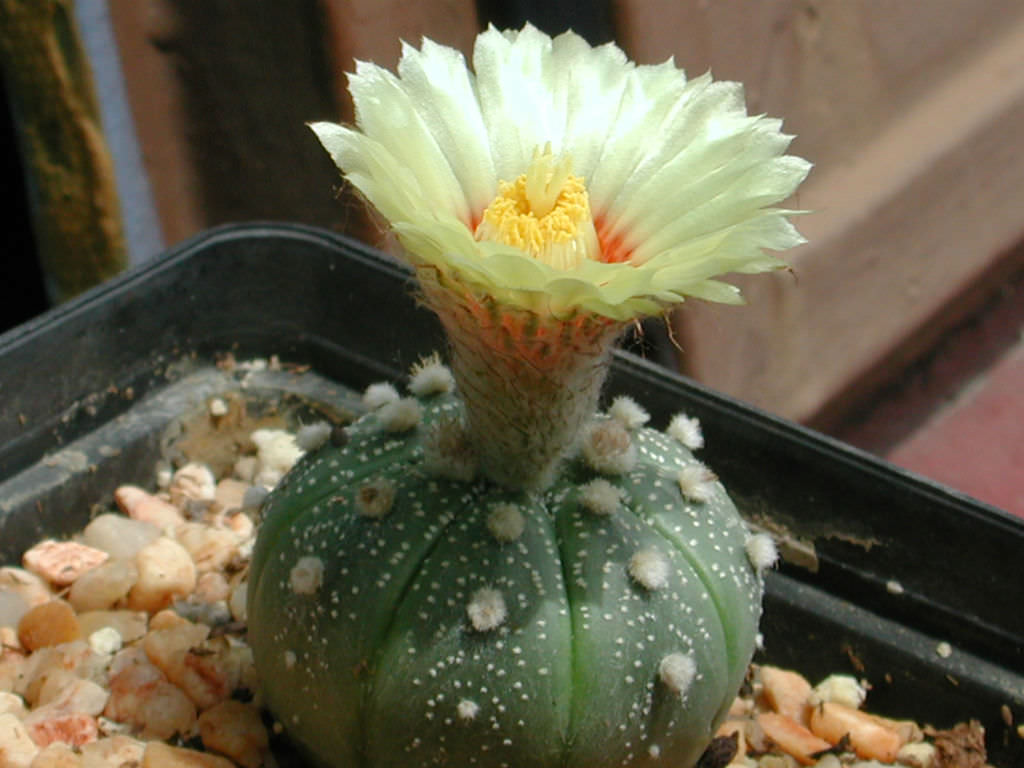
[248,376,772,767]
[247,23,807,768]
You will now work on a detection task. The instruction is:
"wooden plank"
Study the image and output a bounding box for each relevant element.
[613,0,1024,424]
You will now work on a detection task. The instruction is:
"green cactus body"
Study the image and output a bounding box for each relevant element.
[248,384,765,768]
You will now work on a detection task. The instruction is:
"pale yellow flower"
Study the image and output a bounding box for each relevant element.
[312,24,809,322]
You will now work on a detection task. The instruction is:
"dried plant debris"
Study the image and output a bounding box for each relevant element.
[0,383,1006,768]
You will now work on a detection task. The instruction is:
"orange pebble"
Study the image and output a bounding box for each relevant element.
[809,701,905,763]
[17,600,81,651]
[757,712,833,766]
[760,665,813,725]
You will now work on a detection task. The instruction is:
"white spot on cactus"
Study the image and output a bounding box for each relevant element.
[608,396,649,430]
[487,503,525,543]
[648,744,661,759]
[295,421,332,452]
[628,547,671,590]
[408,353,455,396]
[356,478,396,519]
[289,556,324,595]
[283,650,297,669]
[745,533,778,573]
[659,652,697,697]
[467,587,507,632]
[580,478,623,516]
[667,412,704,450]
[363,381,400,410]
[677,464,717,503]
[423,416,477,481]
[582,420,636,475]
[377,397,422,432]
[456,699,480,721]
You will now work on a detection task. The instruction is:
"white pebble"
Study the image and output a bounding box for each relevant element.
[377,398,422,433]
[229,582,248,622]
[667,413,704,450]
[169,463,217,505]
[628,547,671,591]
[581,420,636,476]
[745,533,778,574]
[83,514,161,560]
[0,713,39,768]
[289,557,324,595]
[242,485,269,509]
[88,627,123,655]
[579,478,623,516]
[68,559,139,613]
[408,354,454,397]
[295,422,332,452]
[356,479,397,519]
[486,504,525,543]
[0,589,29,628]
[362,382,400,410]
[209,398,229,417]
[467,588,506,632]
[678,464,716,503]
[251,429,304,480]
[659,653,697,697]
[809,674,867,709]
[607,396,649,430]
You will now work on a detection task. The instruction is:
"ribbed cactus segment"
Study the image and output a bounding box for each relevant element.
[248,387,764,768]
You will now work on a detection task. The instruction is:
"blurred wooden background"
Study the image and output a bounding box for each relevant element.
[4,0,1024,437]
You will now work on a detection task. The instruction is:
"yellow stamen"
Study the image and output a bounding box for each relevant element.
[475,144,600,270]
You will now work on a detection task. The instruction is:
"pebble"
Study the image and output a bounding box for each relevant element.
[169,464,217,508]
[82,515,160,561]
[17,602,81,652]
[0,569,52,611]
[128,539,197,613]
[68,561,139,614]
[197,701,268,768]
[141,742,234,768]
[115,488,185,531]
[22,543,108,588]
[0,712,39,768]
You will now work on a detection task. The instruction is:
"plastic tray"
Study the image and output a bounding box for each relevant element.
[1,223,1021,764]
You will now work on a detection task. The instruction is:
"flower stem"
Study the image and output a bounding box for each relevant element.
[419,274,622,491]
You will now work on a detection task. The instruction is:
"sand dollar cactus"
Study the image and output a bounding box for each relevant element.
[248,24,807,768]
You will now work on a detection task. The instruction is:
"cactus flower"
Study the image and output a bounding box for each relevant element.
[248,24,808,768]
[311,25,808,489]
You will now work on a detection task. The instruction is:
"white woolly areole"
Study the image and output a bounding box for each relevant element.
[251,429,303,478]
[607,396,650,430]
[487,503,526,543]
[356,478,397,519]
[423,416,477,482]
[667,412,704,450]
[295,422,332,452]
[467,587,507,632]
[745,533,778,574]
[678,463,717,503]
[363,381,400,410]
[628,547,671,590]
[579,478,623,516]
[408,353,455,396]
[456,699,480,721]
[581,420,637,475]
[659,652,697,697]
[377,397,422,432]
[289,556,324,595]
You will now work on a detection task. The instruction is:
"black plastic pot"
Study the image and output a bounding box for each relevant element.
[1,223,1022,765]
